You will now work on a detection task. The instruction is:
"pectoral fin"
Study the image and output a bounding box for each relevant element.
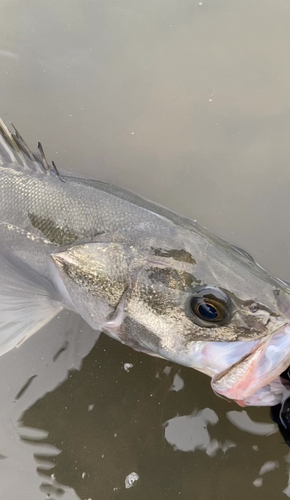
[0,244,62,356]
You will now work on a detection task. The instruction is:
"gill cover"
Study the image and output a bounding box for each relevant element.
[51,242,133,330]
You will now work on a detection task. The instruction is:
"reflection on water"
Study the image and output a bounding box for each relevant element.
[8,333,290,500]
[1,0,290,498]
[0,311,99,499]
[226,410,277,436]
[164,408,222,455]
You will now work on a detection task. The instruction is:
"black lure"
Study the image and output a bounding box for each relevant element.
[270,368,290,446]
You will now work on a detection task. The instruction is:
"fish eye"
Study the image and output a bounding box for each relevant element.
[189,287,231,325]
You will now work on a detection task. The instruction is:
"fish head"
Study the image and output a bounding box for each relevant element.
[50,229,290,405]
[123,229,290,406]
[117,229,290,351]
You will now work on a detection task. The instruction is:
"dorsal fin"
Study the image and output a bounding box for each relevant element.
[11,123,35,160]
[0,117,61,178]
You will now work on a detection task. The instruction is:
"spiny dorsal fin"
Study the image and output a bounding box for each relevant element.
[37,141,50,170]
[11,123,35,161]
[0,117,61,178]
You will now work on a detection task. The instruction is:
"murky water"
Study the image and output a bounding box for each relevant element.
[1,0,290,498]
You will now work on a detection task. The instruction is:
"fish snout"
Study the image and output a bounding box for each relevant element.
[211,323,290,403]
[233,305,287,339]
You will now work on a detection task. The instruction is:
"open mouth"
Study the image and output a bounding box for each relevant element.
[211,324,290,406]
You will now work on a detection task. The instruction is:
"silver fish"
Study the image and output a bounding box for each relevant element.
[0,117,289,405]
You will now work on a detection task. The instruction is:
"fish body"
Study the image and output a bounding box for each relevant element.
[0,118,289,405]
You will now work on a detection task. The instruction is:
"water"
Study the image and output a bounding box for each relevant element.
[1,0,290,498]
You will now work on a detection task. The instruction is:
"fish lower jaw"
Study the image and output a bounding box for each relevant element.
[211,324,290,405]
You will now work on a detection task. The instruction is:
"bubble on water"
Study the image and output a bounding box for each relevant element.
[124,363,133,372]
[163,366,171,375]
[170,373,184,392]
[260,460,279,475]
[125,472,139,489]
[253,478,263,487]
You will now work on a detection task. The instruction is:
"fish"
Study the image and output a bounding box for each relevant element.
[0,117,289,406]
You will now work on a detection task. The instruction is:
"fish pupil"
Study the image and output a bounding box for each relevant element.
[188,287,230,325]
[197,303,218,320]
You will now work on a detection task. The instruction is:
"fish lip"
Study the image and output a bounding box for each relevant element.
[211,322,290,403]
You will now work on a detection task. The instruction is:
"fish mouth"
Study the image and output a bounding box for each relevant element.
[211,323,290,405]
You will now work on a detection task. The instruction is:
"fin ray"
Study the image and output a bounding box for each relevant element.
[0,242,62,356]
[0,117,61,179]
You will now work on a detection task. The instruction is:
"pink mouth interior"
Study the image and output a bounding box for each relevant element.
[211,325,290,406]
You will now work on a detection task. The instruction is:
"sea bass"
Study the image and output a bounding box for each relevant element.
[0,118,289,406]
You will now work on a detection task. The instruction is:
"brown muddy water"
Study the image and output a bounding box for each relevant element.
[1,0,290,498]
